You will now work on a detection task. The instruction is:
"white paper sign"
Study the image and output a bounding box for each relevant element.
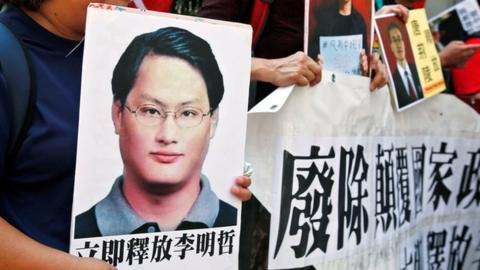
[319,35,363,75]
[456,0,480,35]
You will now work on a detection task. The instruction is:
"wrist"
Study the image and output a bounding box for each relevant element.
[439,52,452,68]
[251,57,276,84]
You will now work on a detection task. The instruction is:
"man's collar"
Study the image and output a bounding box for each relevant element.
[182,174,220,227]
[397,62,413,77]
[95,175,220,237]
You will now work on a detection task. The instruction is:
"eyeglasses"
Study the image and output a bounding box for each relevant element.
[390,36,403,44]
[124,104,212,128]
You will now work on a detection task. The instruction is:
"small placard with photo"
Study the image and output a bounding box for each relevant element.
[376,9,445,111]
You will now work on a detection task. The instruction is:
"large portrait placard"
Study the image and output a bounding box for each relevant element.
[69,5,251,269]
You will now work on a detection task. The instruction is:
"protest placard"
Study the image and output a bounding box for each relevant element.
[69,4,251,269]
[376,9,445,111]
[305,0,374,75]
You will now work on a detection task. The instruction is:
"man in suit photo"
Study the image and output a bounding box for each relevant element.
[388,22,424,109]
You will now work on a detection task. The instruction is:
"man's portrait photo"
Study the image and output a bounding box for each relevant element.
[377,16,424,110]
[70,6,251,245]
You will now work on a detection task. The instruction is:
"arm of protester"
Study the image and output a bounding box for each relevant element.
[375,4,409,23]
[251,52,322,88]
[231,175,252,201]
[439,41,480,68]
[369,52,388,91]
[0,218,115,270]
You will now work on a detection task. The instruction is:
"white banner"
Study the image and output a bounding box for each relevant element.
[246,71,480,269]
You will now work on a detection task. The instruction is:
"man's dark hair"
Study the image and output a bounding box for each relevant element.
[112,27,224,111]
[387,22,402,42]
[0,0,43,10]
[438,11,467,45]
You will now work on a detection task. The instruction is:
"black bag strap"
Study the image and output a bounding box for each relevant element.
[0,8,35,167]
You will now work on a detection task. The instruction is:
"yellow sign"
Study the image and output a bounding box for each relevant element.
[406,9,446,97]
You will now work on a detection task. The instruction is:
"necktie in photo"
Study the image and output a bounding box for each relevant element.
[405,70,417,101]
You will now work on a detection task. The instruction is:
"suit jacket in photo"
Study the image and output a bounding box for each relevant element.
[392,63,424,109]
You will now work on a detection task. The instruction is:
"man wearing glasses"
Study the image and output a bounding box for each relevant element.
[74,27,237,238]
[388,22,424,109]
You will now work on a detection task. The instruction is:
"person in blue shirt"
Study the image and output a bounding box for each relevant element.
[0,1,251,269]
